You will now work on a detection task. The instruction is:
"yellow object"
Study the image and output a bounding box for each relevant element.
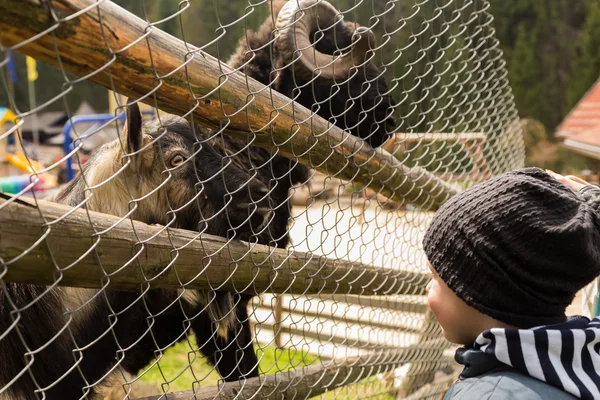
[4,152,57,189]
[0,108,16,161]
[0,108,15,125]
[5,152,42,174]
[26,56,38,82]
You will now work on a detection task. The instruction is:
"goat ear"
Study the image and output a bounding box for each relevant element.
[121,101,152,172]
[124,101,143,154]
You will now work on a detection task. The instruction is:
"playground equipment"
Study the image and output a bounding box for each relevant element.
[1,152,57,194]
[0,107,16,160]
[63,110,155,181]
[0,108,59,195]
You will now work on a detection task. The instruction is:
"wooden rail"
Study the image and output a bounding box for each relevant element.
[280,307,423,333]
[326,294,429,314]
[0,196,428,295]
[258,321,415,350]
[0,0,458,211]
[382,132,491,182]
[135,341,449,400]
[381,133,487,150]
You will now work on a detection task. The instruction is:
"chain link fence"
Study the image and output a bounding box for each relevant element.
[0,0,524,399]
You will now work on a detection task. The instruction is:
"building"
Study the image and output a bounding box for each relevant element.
[556,79,600,162]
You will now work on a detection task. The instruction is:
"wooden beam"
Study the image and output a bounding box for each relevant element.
[388,132,486,144]
[326,294,429,314]
[381,132,486,152]
[279,307,423,334]
[0,0,458,211]
[257,321,414,350]
[255,294,428,315]
[273,294,284,348]
[134,342,448,400]
[0,197,428,295]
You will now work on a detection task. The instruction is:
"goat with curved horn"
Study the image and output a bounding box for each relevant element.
[228,0,396,148]
[275,0,377,81]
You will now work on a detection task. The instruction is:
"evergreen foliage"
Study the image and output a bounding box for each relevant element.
[567,1,600,110]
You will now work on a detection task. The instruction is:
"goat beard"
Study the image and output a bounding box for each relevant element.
[198,291,236,340]
[172,204,238,340]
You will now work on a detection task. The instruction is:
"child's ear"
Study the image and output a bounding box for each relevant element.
[120,100,152,171]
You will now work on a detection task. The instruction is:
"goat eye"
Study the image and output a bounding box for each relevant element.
[170,155,185,167]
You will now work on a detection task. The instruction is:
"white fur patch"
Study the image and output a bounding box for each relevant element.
[94,370,157,400]
[58,287,100,330]
[178,289,202,308]
[178,290,235,340]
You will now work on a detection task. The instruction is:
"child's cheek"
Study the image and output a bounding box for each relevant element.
[427,282,455,337]
[427,283,443,321]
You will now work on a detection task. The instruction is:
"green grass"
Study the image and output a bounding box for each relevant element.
[256,344,321,376]
[137,337,321,392]
[136,338,396,398]
[137,338,219,392]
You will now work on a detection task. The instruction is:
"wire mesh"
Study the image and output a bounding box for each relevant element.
[0,0,523,399]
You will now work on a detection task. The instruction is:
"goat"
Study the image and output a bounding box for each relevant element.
[192,2,399,377]
[0,103,269,399]
[229,0,397,148]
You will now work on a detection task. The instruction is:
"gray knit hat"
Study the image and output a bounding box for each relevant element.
[423,167,600,328]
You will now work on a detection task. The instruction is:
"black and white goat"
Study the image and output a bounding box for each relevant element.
[0,104,270,399]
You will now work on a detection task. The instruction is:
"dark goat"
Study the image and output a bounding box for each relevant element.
[229,0,397,148]
[202,1,398,379]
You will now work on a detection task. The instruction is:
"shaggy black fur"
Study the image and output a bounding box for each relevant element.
[228,0,397,148]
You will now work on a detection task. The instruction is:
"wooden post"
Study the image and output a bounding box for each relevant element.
[0,196,429,295]
[273,294,284,348]
[0,0,458,211]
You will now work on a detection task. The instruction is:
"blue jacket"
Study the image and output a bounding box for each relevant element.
[444,316,600,400]
[444,348,576,399]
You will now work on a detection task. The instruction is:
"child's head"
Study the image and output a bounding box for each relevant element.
[423,168,600,345]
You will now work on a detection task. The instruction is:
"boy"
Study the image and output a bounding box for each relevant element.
[423,168,600,399]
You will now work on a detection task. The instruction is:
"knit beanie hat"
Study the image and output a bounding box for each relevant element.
[423,167,600,328]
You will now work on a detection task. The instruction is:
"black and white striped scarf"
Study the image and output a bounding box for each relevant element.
[472,316,600,399]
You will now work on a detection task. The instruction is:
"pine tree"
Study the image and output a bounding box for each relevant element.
[533,2,568,131]
[567,1,600,109]
[508,24,540,120]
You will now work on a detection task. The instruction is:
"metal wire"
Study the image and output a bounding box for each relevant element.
[0,0,523,399]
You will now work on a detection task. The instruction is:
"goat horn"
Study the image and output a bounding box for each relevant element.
[275,0,376,81]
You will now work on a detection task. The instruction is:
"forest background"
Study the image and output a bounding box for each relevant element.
[4,0,600,173]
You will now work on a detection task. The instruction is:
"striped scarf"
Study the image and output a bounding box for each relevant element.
[473,316,600,399]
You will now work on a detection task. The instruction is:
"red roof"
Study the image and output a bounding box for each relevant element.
[567,125,600,147]
[556,79,600,140]
[561,124,600,160]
